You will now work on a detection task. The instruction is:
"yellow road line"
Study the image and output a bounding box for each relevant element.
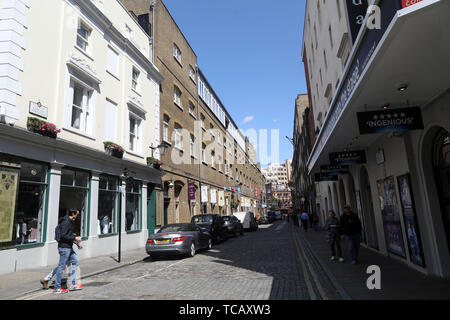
[294,230,329,300]
[292,227,317,300]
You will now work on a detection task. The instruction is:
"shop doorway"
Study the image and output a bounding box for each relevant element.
[360,166,379,249]
[174,181,184,223]
[433,128,450,253]
[339,179,347,208]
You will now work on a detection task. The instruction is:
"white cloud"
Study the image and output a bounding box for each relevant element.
[242,115,255,125]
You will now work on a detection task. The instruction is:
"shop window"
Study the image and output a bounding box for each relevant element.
[98,175,119,235]
[126,180,142,232]
[59,168,90,238]
[15,162,49,245]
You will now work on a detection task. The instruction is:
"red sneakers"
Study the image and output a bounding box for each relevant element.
[53,288,69,294]
[68,284,84,291]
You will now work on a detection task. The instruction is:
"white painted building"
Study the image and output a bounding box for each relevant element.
[0,0,164,275]
[303,0,450,278]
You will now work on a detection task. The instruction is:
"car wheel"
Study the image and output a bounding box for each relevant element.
[207,239,212,250]
[189,242,196,258]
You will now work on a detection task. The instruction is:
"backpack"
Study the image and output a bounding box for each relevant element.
[55,223,62,242]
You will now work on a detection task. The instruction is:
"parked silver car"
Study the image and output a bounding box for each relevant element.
[146,223,212,258]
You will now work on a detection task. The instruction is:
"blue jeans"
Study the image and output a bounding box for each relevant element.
[55,248,79,290]
[345,234,361,262]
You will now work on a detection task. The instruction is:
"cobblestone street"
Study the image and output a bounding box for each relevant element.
[16,221,344,300]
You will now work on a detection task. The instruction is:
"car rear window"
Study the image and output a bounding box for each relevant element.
[158,225,191,233]
[192,216,213,224]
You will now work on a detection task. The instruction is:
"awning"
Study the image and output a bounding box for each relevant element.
[307,0,450,173]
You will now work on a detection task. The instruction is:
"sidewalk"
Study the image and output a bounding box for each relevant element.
[0,247,148,300]
[297,226,450,300]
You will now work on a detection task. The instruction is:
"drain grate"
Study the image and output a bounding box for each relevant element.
[84,282,112,287]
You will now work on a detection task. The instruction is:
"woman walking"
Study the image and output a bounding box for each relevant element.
[326,210,344,262]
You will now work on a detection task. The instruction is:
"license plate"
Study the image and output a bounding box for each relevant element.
[156,240,170,244]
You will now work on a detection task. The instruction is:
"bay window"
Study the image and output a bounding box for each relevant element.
[126,180,142,232]
[59,168,90,238]
[98,175,119,235]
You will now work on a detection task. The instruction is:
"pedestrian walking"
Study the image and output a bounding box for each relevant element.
[312,214,319,232]
[326,211,344,262]
[53,209,84,294]
[340,205,363,265]
[296,211,302,228]
[301,211,309,232]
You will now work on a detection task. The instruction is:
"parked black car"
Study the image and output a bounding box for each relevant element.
[223,215,244,237]
[191,214,229,243]
[267,211,276,223]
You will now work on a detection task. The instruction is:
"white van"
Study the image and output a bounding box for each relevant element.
[233,211,258,231]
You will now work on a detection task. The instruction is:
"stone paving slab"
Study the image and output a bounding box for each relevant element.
[0,247,148,300]
[296,224,450,300]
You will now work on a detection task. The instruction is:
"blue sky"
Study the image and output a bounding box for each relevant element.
[163,0,307,166]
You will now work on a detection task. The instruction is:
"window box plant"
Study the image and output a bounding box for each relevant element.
[27,117,61,139]
[147,157,162,170]
[104,142,124,159]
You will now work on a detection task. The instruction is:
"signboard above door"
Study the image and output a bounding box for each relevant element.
[330,151,367,166]
[357,107,424,135]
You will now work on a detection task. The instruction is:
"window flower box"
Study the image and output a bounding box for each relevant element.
[104,142,124,159]
[147,157,162,170]
[27,117,61,139]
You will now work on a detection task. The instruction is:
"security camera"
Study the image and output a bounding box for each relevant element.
[168,182,174,188]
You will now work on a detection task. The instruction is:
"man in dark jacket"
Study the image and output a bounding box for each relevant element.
[340,205,363,265]
[53,209,83,294]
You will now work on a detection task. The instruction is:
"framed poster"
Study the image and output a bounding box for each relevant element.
[0,169,19,243]
[397,174,425,267]
[377,176,407,258]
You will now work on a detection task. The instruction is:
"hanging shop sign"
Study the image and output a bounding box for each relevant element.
[397,174,425,267]
[188,182,196,201]
[377,176,407,258]
[210,189,217,205]
[218,190,225,207]
[402,0,423,8]
[314,173,339,182]
[329,151,367,166]
[201,186,209,203]
[0,169,19,243]
[320,165,350,176]
[357,107,424,135]
[345,0,369,44]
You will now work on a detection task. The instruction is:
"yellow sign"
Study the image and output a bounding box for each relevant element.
[0,170,19,243]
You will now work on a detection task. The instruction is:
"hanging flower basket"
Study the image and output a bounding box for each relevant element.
[104,142,124,159]
[27,117,60,139]
[147,157,162,170]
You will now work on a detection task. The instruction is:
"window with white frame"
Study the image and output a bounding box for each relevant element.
[174,124,182,149]
[70,80,92,133]
[201,114,205,130]
[128,113,142,153]
[189,101,195,117]
[189,65,195,81]
[107,46,119,77]
[190,134,195,157]
[77,21,91,52]
[174,86,181,107]
[173,44,181,63]
[132,67,140,91]
[202,143,206,163]
[163,115,170,143]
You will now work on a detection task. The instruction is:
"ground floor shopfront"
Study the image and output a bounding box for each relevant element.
[315,92,450,277]
[0,126,163,275]
[308,0,450,278]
